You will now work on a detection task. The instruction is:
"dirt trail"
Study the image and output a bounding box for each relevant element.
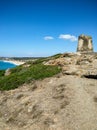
[0,75,97,130]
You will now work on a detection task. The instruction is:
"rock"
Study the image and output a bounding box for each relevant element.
[77,34,93,53]
[83,69,97,79]
[44,52,97,78]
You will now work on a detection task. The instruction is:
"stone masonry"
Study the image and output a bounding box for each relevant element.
[77,34,93,53]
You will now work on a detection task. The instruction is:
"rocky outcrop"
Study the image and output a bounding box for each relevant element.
[44,52,97,78]
[77,34,93,53]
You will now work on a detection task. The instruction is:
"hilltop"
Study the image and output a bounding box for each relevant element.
[0,52,97,130]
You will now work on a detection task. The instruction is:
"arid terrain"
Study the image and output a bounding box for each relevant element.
[0,52,97,130]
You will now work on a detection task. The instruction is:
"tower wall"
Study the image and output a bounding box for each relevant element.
[77,35,93,53]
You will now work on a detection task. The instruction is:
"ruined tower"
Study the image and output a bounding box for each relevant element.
[77,34,93,53]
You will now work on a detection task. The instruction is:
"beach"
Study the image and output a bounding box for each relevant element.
[3,60,25,65]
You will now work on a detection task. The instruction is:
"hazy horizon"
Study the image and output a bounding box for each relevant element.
[0,0,97,57]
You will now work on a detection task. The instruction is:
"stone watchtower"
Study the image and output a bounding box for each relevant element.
[77,34,93,53]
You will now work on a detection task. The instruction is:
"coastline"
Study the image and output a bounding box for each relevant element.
[2,60,25,66]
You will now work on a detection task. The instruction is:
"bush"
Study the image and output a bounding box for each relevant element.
[50,53,62,59]
[0,64,61,91]
[33,53,62,64]
[0,70,5,77]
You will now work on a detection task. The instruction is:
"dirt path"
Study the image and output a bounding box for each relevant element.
[0,75,97,130]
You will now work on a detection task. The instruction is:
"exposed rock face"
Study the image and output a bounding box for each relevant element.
[77,34,93,53]
[44,52,97,78]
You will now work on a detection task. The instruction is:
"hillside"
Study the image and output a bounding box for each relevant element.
[0,53,97,130]
[0,54,62,91]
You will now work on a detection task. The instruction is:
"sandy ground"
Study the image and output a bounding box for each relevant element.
[0,75,97,130]
[3,60,25,65]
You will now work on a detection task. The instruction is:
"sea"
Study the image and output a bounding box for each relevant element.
[0,60,16,70]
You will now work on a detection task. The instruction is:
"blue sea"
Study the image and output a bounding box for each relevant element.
[0,61,16,70]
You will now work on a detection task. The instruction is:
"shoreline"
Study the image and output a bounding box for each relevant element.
[1,60,25,66]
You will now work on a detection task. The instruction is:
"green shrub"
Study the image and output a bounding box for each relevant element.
[0,70,5,77]
[50,53,62,59]
[33,58,48,64]
[0,64,61,91]
[33,53,62,64]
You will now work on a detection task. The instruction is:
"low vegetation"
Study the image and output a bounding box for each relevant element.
[0,56,62,91]
[33,53,62,64]
[0,70,5,77]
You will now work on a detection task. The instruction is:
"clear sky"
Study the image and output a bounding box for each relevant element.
[0,0,97,57]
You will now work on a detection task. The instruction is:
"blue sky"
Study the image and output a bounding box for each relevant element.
[0,0,97,57]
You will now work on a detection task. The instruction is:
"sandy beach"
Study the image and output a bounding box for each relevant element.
[3,60,25,65]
